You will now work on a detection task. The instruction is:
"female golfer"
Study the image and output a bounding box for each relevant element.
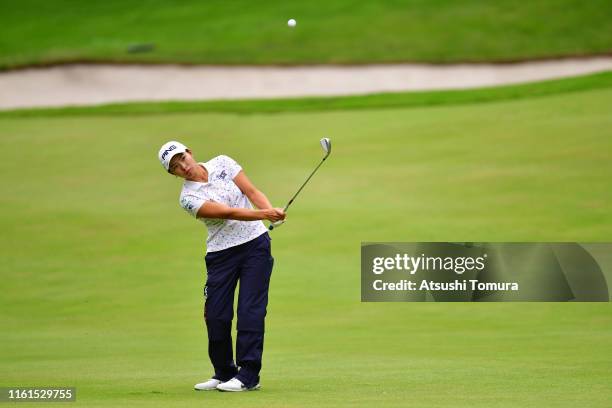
[158,141,285,392]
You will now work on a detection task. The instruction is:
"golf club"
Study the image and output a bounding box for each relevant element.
[269,137,332,230]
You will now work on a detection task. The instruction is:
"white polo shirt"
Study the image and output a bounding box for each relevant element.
[179,155,268,253]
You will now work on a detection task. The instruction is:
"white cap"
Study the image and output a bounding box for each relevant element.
[158,141,188,171]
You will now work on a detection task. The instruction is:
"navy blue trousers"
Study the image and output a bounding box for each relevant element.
[204,232,273,388]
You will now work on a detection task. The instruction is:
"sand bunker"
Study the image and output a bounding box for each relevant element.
[1,57,611,110]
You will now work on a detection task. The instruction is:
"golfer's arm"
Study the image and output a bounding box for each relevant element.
[197,201,267,221]
[233,171,273,209]
[246,190,273,210]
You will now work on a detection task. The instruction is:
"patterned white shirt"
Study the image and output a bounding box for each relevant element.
[179,155,268,252]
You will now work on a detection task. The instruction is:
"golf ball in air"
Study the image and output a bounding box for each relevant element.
[288,19,296,27]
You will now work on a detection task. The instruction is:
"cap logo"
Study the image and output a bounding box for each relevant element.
[161,145,177,161]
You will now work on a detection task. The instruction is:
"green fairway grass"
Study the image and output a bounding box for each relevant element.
[1,0,612,69]
[1,87,611,407]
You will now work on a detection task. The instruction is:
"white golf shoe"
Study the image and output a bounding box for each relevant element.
[194,378,222,391]
[216,377,261,392]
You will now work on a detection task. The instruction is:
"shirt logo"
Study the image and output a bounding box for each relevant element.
[216,170,227,180]
[181,197,194,211]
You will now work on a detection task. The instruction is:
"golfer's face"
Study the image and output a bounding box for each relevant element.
[169,151,197,179]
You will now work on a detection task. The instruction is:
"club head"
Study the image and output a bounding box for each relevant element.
[320,137,332,157]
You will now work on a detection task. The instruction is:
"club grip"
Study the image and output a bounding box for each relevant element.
[268,220,285,231]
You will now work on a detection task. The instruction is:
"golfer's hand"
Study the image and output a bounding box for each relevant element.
[264,208,286,222]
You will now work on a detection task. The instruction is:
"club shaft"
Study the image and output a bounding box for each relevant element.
[283,155,328,212]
